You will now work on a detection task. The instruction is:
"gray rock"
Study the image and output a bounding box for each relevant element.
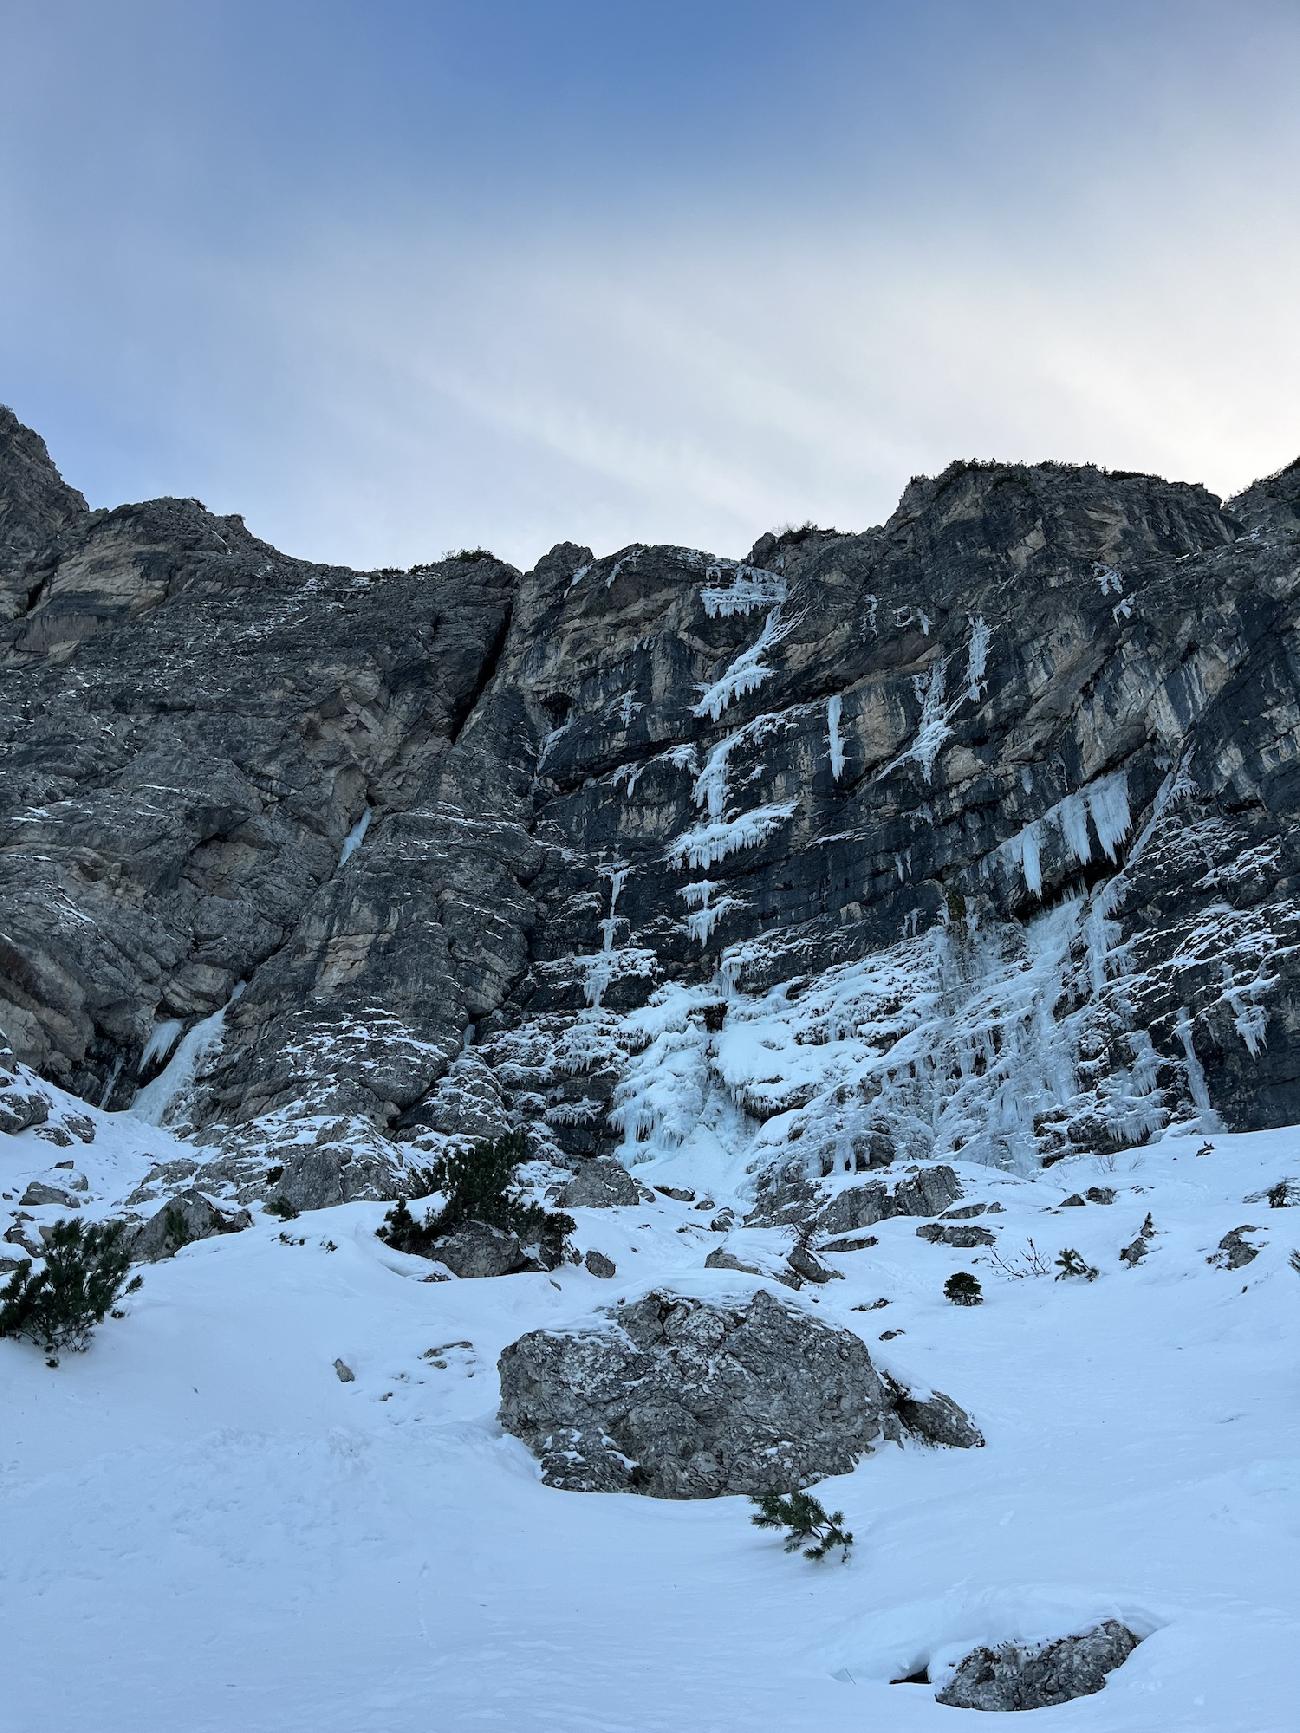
[129,1188,252,1262]
[561,1160,640,1209]
[889,1385,986,1449]
[497,1288,980,1497]
[497,1288,897,1496]
[786,1242,841,1284]
[0,1250,32,1277]
[333,1358,355,1383]
[6,404,1300,1204]
[821,1232,879,1253]
[935,1620,1142,1711]
[19,1180,81,1209]
[583,1248,616,1278]
[814,1168,963,1236]
[703,1245,799,1288]
[916,1222,997,1248]
[432,1221,525,1279]
[1208,1225,1262,1270]
[0,1085,48,1136]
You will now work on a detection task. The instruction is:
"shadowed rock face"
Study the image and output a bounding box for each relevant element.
[3,408,1300,1202]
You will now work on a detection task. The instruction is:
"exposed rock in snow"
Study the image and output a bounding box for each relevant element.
[128,1189,251,1262]
[432,1222,526,1280]
[934,1618,1142,1711]
[1208,1225,1262,1269]
[497,1287,978,1497]
[559,1159,642,1209]
[916,1221,997,1248]
[811,1168,963,1236]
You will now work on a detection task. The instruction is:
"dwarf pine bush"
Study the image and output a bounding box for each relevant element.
[944,1270,983,1306]
[379,1132,574,1261]
[751,1491,854,1562]
[0,1218,140,1359]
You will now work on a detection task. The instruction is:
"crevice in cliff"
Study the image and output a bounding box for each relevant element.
[448,600,514,747]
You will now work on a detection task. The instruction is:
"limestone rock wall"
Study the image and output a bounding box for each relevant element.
[3,410,1299,1196]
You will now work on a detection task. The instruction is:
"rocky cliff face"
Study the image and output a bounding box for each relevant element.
[3,407,1298,1206]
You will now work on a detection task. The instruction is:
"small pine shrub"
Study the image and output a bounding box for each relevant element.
[1055,1247,1099,1282]
[378,1132,573,1263]
[0,1218,138,1358]
[751,1491,854,1562]
[1290,1249,1300,1277]
[944,1270,983,1306]
[267,1196,299,1221]
[161,1204,192,1252]
[1267,1180,1291,1208]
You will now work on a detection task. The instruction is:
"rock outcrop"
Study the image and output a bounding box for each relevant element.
[496,1288,980,1496]
[4,408,1300,1212]
[935,1620,1142,1711]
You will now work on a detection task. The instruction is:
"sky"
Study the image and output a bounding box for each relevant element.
[1,0,1298,572]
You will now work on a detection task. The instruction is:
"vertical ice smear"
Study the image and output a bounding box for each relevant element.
[693,607,791,722]
[1017,822,1044,897]
[878,659,951,784]
[1175,1007,1219,1125]
[140,1017,184,1072]
[1086,772,1132,859]
[597,864,629,954]
[338,805,372,865]
[679,880,744,945]
[1057,792,1092,863]
[693,734,736,823]
[993,771,1133,896]
[826,694,845,780]
[132,983,247,1126]
[965,616,990,701]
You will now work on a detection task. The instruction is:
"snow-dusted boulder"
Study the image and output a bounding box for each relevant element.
[128,1189,251,1262]
[497,1288,980,1497]
[433,1222,526,1279]
[816,1166,963,1236]
[935,1620,1142,1711]
[560,1159,641,1209]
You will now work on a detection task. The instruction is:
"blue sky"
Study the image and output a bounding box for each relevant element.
[2,0,1297,568]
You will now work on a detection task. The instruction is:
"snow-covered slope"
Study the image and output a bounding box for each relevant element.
[4,1092,1298,1731]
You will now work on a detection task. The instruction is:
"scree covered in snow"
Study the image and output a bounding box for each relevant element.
[3,1078,1300,1733]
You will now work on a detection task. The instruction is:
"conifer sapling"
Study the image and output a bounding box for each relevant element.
[750,1491,854,1562]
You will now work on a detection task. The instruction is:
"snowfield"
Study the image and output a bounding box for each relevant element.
[3,1105,1300,1731]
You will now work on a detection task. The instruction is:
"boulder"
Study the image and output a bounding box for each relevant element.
[704,1245,798,1288]
[1208,1225,1261,1270]
[19,1180,81,1209]
[888,1383,986,1449]
[129,1189,252,1262]
[917,1222,997,1248]
[815,1167,962,1237]
[583,1249,617,1279]
[935,1620,1142,1711]
[432,1221,526,1279]
[498,1288,980,1497]
[786,1242,841,1284]
[561,1160,640,1209]
[0,1086,49,1137]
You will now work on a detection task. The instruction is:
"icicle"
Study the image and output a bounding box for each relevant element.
[827,694,845,780]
